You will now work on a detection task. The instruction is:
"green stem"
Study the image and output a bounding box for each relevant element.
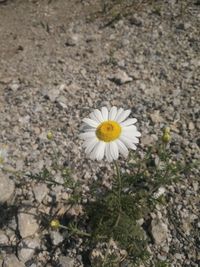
[113,161,122,227]
[59,224,91,237]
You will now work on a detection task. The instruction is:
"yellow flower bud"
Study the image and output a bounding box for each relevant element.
[162,132,171,143]
[163,127,170,134]
[47,131,53,140]
[50,219,60,229]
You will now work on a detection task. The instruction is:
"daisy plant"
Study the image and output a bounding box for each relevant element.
[79,107,147,265]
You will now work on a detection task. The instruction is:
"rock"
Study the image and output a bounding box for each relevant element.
[18,237,40,262]
[50,230,64,245]
[45,88,60,102]
[176,23,185,30]
[129,16,142,26]
[58,256,75,267]
[175,253,183,260]
[196,138,200,147]
[150,110,164,123]
[157,254,167,261]
[3,255,25,267]
[141,135,155,146]
[153,187,166,199]
[65,34,80,46]
[43,85,65,102]
[18,209,39,238]
[56,95,68,109]
[0,231,9,244]
[188,121,195,130]
[0,173,15,203]
[109,70,133,85]
[8,80,20,91]
[137,218,144,226]
[181,218,191,235]
[151,218,169,245]
[192,181,199,191]
[33,183,48,203]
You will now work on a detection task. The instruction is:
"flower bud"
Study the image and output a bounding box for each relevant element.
[162,127,171,143]
[50,219,60,229]
[163,127,170,135]
[162,132,171,143]
[47,131,53,140]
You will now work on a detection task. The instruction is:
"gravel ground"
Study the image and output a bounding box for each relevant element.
[0,0,200,266]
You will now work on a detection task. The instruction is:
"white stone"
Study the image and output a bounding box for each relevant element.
[65,34,80,46]
[0,173,15,203]
[0,231,9,244]
[151,218,168,245]
[50,230,64,245]
[33,183,48,203]
[153,187,166,199]
[18,237,40,262]
[109,70,133,85]
[59,256,74,267]
[9,82,20,91]
[175,253,183,260]
[3,254,25,267]
[18,209,39,238]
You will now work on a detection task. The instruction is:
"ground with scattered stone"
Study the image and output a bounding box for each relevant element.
[0,0,200,266]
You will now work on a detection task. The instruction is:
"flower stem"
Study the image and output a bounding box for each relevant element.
[114,161,122,227]
[59,224,91,237]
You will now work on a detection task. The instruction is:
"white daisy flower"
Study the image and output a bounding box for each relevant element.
[80,107,141,162]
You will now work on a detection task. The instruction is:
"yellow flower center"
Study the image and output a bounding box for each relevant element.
[96,121,121,142]
[50,219,60,229]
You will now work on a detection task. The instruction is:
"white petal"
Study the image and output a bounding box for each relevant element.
[129,143,137,150]
[101,107,108,121]
[116,139,129,158]
[85,138,98,154]
[109,106,117,120]
[123,126,141,137]
[81,123,95,132]
[134,131,141,137]
[120,135,133,145]
[120,118,137,127]
[115,108,124,121]
[128,143,137,150]
[83,118,98,128]
[110,141,119,160]
[83,137,96,147]
[121,128,140,143]
[79,131,96,140]
[90,112,100,123]
[124,131,141,138]
[121,133,139,143]
[117,109,131,123]
[122,125,137,132]
[96,142,106,161]
[120,136,137,150]
[89,141,102,160]
[105,143,113,162]
[94,109,104,122]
